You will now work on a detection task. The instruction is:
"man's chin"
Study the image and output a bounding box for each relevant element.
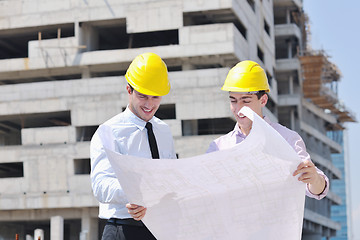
[141,114,154,122]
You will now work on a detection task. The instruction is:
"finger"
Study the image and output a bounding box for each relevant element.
[293,162,306,175]
[126,203,143,210]
[132,210,143,218]
[293,164,316,176]
[128,206,146,216]
[294,167,315,175]
[296,161,306,170]
[133,206,145,214]
[134,215,143,221]
[299,178,312,184]
[303,160,314,167]
[126,203,137,209]
[298,176,311,183]
[298,173,316,183]
[296,160,314,170]
[299,166,317,176]
[133,208,147,221]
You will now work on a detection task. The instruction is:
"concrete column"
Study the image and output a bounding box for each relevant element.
[287,39,293,59]
[289,75,294,94]
[302,233,323,240]
[182,120,198,136]
[75,21,80,42]
[51,216,64,240]
[34,229,44,240]
[81,208,98,240]
[82,66,91,79]
[79,23,99,52]
[286,9,291,24]
[182,59,195,71]
[290,109,295,130]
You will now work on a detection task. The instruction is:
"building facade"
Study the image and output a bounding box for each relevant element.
[0,0,354,239]
[328,130,353,240]
[274,0,355,239]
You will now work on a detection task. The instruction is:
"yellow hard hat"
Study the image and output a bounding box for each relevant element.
[125,52,170,96]
[221,60,270,93]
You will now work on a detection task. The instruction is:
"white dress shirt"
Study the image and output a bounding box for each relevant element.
[90,107,177,219]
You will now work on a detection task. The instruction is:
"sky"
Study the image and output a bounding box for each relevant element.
[303,1,360,239]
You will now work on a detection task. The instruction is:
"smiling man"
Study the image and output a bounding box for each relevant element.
[90,53,176,240]
[207,60,329,200]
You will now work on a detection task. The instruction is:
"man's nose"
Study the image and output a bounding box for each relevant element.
[144,99,153,108]
[235,102,244,112]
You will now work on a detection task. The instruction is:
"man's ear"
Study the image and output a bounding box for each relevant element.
[126,85,132,94]
[260,94,268,106]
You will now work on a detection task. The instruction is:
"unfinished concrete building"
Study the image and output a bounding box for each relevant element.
[0,0,353,239]
[274,0,355,239]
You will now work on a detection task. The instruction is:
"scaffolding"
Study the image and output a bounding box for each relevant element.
[299,51,356,126]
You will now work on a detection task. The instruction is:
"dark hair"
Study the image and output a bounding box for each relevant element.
[128,84,134,92]
[255,91,267,99]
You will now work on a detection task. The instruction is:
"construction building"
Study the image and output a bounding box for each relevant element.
[327,130,353,240]
[0,0,354,239]
[274,1,356,239]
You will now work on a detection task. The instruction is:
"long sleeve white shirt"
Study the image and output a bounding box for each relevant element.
[90,107,176,219]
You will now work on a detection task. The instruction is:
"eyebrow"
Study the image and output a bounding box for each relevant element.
[135,91,147,97]
[229,96,253,100]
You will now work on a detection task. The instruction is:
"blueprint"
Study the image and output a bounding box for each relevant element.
[99,106,306,240]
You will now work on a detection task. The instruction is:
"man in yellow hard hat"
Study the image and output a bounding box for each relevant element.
[90,53,176,240]
[207,60,329,200]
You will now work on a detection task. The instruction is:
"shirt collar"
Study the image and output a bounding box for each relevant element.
[263,116,272,124]
[231,123,246,138]
[123,106,155,131]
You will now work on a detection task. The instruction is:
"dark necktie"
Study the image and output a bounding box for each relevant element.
[145,122,160,159]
